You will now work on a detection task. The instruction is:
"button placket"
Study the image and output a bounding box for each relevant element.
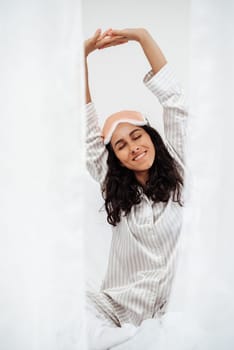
[142,194,154,224]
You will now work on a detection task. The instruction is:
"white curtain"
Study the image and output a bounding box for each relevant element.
[0,1,86,349]
[169,0,234,347]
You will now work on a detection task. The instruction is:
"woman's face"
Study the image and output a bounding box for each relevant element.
[110,123,156,183]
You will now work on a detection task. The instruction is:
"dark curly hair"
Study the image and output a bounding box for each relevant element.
[102,125,184,226]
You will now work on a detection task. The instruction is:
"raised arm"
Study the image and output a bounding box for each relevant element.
[84,29,101,104]
[138,30,187,167]
[85,29,128,103]
[84,30,108,185]
[84,30,130,185]
[97,28,188,166]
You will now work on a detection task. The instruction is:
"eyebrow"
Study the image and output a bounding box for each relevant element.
[114,128,142,148]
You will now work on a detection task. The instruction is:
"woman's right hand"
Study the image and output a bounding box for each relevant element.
[84,29,102,58]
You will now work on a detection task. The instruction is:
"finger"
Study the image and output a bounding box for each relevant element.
[96,35,126,46]
[99,39,129,49]
[98,28,112,40]
[93,28,102,40]
[99,38,128,47]
[113,40,129,47]
[109,29,124,36]
[95,39,120,49]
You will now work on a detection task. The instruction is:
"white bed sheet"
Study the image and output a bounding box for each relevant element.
[111,313,204,350]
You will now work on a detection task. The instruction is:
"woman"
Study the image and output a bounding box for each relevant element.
[84,28,188,349]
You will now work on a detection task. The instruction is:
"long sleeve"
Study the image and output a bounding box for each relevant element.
[85,102,108,185]
[143,63,188,169]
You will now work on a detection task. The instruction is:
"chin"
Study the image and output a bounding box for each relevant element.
[143,162,154,170]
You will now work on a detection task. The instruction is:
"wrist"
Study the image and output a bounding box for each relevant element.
[84,44,89,58]
[84,39,94,58]
[136,28,150,43]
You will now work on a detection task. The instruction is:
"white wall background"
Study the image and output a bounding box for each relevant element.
[0,1,86,349]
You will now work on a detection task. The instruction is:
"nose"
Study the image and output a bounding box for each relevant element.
[130,145,140,154]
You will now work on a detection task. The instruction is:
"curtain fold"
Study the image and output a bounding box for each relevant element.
[0,1,86,349]
[169,0,234,347]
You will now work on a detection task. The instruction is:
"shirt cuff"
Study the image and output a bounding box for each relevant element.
[143,63,181,100]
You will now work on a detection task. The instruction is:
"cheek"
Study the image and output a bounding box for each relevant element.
[149,142,156,160]
[115,150,129,164]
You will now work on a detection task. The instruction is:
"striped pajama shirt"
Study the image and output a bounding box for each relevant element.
[85,63,188,327]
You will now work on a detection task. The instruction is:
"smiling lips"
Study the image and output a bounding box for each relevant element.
[132,151,147,161]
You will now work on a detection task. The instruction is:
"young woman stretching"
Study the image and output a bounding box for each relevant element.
[84,28,187,349]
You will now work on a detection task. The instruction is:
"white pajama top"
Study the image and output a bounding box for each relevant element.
[85,63,188,327]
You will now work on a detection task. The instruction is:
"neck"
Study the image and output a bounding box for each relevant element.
[134,170,149,186]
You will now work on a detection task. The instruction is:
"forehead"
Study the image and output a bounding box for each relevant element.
[111,123,143,142]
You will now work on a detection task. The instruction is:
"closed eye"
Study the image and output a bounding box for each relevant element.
[132,134,141,140]
[118,142,126,150]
